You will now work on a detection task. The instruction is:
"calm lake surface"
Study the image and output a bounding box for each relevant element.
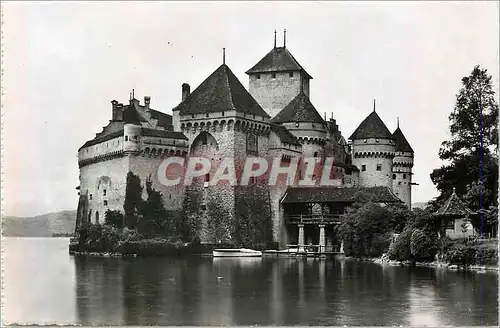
[3,237,498,326]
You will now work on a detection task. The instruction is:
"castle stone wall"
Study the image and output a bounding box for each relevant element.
[79,156,130,224]
[249,71,306,118]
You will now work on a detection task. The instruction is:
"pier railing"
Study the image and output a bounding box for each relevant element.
[284,214,344,225]
[285,244,343,254]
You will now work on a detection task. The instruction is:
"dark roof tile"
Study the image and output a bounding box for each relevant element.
[349,110,393,140]
[246,47,312,79]
[271,91,324,124]
[141,127,188,140]
[434,190,472,217]
[393,127,414,153]
[282,186,402,204]
[270,124,301,146]
[174,64,269,118]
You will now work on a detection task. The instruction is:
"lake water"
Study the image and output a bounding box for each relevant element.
[2,237,498,326]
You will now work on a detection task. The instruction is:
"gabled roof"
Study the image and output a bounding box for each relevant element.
[270,124,301,146]
[174,64,270,118]
[434,189,472,217]
[271,91,324,124]
[349,110,393,140]
[281,186,402,204]
[246,47,312,79]
[393,127,414,153]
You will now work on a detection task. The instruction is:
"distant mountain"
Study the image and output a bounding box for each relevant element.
[2,210,77,237]
[412,202,428,209]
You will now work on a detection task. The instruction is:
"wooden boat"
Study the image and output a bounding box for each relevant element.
[212,248,262,257]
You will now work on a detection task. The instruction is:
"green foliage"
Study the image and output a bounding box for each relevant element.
[124,171,143,229]
[387,228,412,261]
[234,185,273,249]
[386,204,414,233]
[339,202,392,258]
[410,228,438,261]
[430,65,499,235]
[104,210,124,229]
[388,209,439,262]
[137,175,169,237]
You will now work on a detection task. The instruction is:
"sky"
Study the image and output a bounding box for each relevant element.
[2,1,499,217]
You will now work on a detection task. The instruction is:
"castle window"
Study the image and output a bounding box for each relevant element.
[289,72,294,78]
[125,136,129,141]
[272,73,276,79]
[205,173,210,182]
[393,174,396,179]
[403,173,407,179]
[446,220,455,230]
[104,200,108,206]
[256,74,260,79]
[89,194,92,200]
[376,164,382,171]
[103,189,107,196]
[206,113,209,118]
[95,211,99,224]
[314,152,318,158]
[361,165,366,172]
[221,111,225,116]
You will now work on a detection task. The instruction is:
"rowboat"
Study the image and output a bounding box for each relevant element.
[212,248,262,257]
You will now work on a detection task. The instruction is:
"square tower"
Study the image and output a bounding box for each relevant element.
[246,44,312,119]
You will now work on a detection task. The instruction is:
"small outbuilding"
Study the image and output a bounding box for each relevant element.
[433,188,474,239]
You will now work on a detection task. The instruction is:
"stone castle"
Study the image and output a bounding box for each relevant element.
[76,34,415,248]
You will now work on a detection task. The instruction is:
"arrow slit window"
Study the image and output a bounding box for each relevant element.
[246,133,258,156]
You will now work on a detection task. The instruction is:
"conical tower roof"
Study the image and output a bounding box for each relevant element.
[271,91,324,124]
[349,110,393,140]
[246,47,312,79]
[174,64,270,118]
[434,189,473,217]
[393,127,414,153]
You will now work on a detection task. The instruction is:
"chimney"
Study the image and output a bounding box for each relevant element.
[144,96,151,109]
[182,83,190,102]
[111,100,123,121]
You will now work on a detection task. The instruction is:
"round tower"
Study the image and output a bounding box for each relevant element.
[349,107,395,190]
[392,123,414,208]
[123,103,142,153]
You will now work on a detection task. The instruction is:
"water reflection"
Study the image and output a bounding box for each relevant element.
[3,238,497,326]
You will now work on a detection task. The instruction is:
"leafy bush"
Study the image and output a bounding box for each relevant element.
[339,202,393,258]
[105,210,124,229]
[410,228,438,261]
[388,228,412,261]
[445,245,477,266]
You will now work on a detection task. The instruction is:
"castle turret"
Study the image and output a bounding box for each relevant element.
[246,31,312,119]
[349,104,395,190]
[123,102,142,153]
[392,121,414,208]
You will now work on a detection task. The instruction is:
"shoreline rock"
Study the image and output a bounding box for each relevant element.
[370,254,498,272]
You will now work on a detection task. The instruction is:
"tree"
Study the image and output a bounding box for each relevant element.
[104,209,124,229]
[430,66,498,234]
[137,175,172,237]
[124,171,143,229]
[339,202,392,257]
